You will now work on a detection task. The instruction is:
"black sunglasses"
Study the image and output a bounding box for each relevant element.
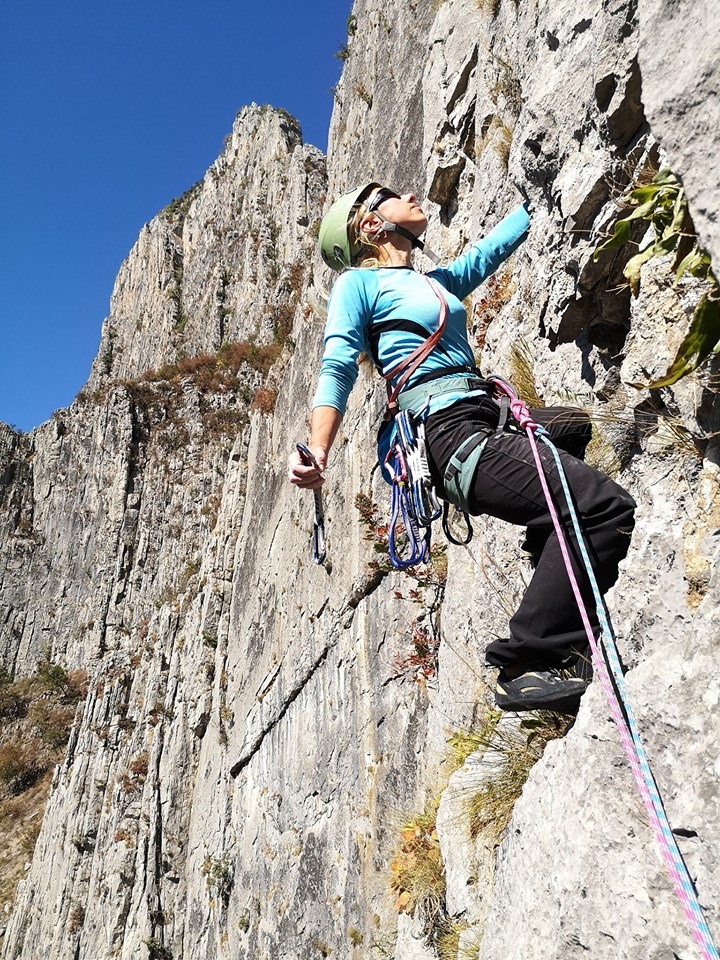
[365,187,401,213]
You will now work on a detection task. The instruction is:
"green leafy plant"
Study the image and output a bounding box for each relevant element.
[595,168,720,387]
[202,852,234,905]
[650,291,720,388]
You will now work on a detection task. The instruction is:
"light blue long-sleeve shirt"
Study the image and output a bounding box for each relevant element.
[312,202,530,417]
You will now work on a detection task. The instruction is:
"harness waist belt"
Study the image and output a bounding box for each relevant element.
[398,373,490,412]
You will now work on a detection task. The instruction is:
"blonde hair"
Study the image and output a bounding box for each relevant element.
[348,203,386,269]
[310,195,388,318]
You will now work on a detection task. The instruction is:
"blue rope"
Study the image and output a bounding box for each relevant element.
[539,429,719,958]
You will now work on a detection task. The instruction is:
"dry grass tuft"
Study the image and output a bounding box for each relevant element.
[585,424,624,477]
[476,0,501,17]
[586,400,708,461]
[389,798,445,920]
[386,708,570,953]
[445,711,502,774]
[508,338,545,408]
[437,920,482,959]
[466,711,571,840]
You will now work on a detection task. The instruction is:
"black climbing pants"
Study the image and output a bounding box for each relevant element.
[425,398,636,670]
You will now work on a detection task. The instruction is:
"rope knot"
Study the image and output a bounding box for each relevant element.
[510,398,537,431]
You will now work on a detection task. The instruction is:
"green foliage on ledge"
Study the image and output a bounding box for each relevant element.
[595,168,720,387]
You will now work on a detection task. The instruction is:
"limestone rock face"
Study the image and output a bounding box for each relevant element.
[88,105,327,388]
[326,0,436,200]
[637,0,720,264]
[1,3,719,960]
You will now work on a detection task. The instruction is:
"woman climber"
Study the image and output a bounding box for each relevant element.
[287,183,636,713]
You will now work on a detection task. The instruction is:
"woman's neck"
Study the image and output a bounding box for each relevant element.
[377,238,414,268]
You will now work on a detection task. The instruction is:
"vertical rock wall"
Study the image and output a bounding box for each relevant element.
[1,1,718,959]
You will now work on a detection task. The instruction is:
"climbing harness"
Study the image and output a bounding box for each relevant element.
[492,379,719,960]
[296,443,326,565]
[380,277,476,568]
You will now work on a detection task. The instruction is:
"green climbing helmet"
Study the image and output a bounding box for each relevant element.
[318,182,380,272]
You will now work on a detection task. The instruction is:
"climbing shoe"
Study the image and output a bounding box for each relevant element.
[495,664,591,712]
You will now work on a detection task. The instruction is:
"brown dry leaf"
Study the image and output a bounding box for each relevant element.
[395,891,412,912]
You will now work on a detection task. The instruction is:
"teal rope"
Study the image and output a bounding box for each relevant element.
[539,431,719,959]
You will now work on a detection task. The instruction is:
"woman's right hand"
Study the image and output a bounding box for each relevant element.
[287,446,326,489]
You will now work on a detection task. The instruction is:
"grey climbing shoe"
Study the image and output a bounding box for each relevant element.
[495,664,591,712]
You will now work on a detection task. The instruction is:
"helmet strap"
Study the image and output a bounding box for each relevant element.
[371,220,441,266]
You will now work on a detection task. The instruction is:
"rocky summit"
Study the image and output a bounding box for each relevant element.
[1,1,719,959]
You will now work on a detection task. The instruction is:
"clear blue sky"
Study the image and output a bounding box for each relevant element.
[0,0,351,432]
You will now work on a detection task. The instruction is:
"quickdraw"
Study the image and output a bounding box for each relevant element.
[385,409,440,568]
[395,409,441,526]
[296,443,327,565]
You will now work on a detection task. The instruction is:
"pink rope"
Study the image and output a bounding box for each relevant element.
[504,391,718,959]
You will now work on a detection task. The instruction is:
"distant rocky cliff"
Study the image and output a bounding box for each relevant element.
[1,1,718,959]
